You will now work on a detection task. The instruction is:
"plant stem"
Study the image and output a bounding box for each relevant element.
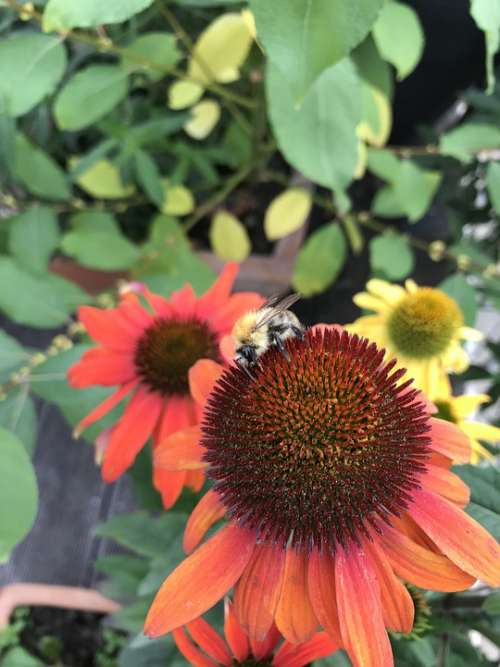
[437,633,449,667]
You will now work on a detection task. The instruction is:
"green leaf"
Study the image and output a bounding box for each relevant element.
[352,36,393,100]
[372,1,424,80]
[43,0,155,31]
[61,226,140,271]
[0,112,16,181]
[439,274,477,326]
[440,123,500,162]
[8,205,60,273]
[470,0,500,94]
[0,330,27,373]
[0,427,38,561]
[118,635,177,667]
[483,592,500,614]
[54,65,129,131]
[109,596,154,634]
[210,210,251,262]
[134,150,164,208]
[95,511,187,559]
[367,147,400,181]
[455,464,500,540]
[121,32,180,82]
[392,161,442,222]
[95,554,149,599]
[13,134,70,201]
[251,0,383,102]
[2,647,43,667]
[0,33,66,117]
[369,233,414,279]
[0,389,37,456]
[485,161,500,214]
[0,257,90,328]
[267,58,362,194]
[372,186,405,218]
[292,223,347,296]
[264,188,312,240]
[73,159,135,199]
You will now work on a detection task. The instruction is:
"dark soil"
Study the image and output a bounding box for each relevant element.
[16,607,124,667]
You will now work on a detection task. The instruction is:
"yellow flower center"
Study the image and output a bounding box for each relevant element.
[387,288,463,359]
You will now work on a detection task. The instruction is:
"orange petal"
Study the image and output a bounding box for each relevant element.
[78,305,142,349]
[308,548,341,643]
[171,283,198,317]
[274,632,340,667]
[250,624,281,661]
[72,381,136,437]
[153,469,186,510]
[119,296,153,329]
[187,617,232,665]
[154,426,206,471]
[224,599,250,662]
[68,348,136,387]
[196,263,239,320]
[184,490,226,554]
[154,394,196,441]
[234,542,285,641]
[189,359,224,409]
[409,489,500,587]
[144,524,256,638]
[422,464,470,507]
[364,538,414,633]
[335,542,393,667]
[219,334,235,364]
[143,289,174,318]
[429,418,470,463]
[379,522,475,591]
[102,386,163,482]
[275,548,318,644]
[186,468,206,493]
[172,627,218,667]
[209,292,265,333]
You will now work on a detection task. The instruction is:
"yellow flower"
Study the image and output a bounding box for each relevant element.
[434,393,500,464]
[349,278,481,398]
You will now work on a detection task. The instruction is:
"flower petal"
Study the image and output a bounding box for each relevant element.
[78,305,142,350]
[102,387,163,482]
[422,464,470,507]
[189,359,224,409]
[250,624,281,661]
[154,426,206,471]
[208,292,265,334]
[187,617,232,665]
[234,542,285,641]
[119,297,153,329]
[196,263,239,320]
[452,394,490,417]
[352,292,389,314]
[172,628,219,667]
[224,599,250,663]
[366,278,405,303]
[409,489,500,587]
[171,283,198,317]
[364,538,414,633]
[274,633,340,667]
[308,548,341,643]
[155,469,187,509]
[184,490,226,554]
[461,421,500,442]
[186,468,206,492]
[275,548,318,644]
[144,524,256,637]
[143,289,174,318]
[379,522,475,591]
[73,381,136,437]
[68,348,136,388]
[335,542,393,667]
[429,417,470,463]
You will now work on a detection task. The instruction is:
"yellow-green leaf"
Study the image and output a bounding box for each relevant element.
[73,159,135,199]
[188,12,253,84]
[161,181,195,216]
[184,99,221,139]
[354,139,368,180]
[357,83,392,147]
[264,188,312,241]
[210,210,251,262]
[168,80,204,109]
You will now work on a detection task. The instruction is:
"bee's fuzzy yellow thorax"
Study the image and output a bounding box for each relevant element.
[232,312,259,343]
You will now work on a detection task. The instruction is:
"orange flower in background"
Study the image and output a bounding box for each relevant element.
[68,263,263,508]
[174,599,339,667]
[146,328,500,667]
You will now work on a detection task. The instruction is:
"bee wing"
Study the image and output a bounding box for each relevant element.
[255,293,301,329]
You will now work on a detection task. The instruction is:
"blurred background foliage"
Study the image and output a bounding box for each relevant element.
[0,0,500,665]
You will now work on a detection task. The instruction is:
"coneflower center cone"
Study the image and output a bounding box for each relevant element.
[203,329,431,551]
[387,288,463,359]
[135,317,219,395]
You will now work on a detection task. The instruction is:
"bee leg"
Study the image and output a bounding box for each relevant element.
[272,333,290,361]
[292,325,304,339]
[237,360,255,380]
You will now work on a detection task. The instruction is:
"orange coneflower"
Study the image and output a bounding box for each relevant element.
[174,599,339,667]
[146,328,500,667]
[68,263,263,508]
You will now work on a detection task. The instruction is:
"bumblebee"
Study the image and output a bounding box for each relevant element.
[232,293,304,368]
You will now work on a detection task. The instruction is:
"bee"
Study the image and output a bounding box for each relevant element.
[232,293,304,369]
